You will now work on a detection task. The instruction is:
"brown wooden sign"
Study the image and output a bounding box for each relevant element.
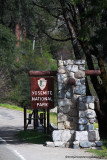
[31,77,54,109]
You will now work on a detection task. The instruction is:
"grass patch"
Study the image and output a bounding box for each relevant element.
[87,140,107,159]
[50,112,57,126]
[0,103,32,113]
[0,103,24,111]
[94,123,99,129]
[17,130,52,144]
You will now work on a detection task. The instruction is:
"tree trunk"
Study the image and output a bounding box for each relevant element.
[96,57,107,138]
[76,42,107,138]
[95,94,107,139]
[15,23,20,47]
[59,0,81,59]
[59,0,107,138]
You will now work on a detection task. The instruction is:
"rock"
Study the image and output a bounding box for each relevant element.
[52,130,62,141]
[80,141,92,148]
[87,124,94,130]
[72,94,81,102]
[49,123,57,131]
[71,103,76,108]
[71,65,78,72]
[66,88,73,99]
[66,65,72,71]
[50,107,57,113]
[74,85,86,95]
[68,108,78,117]
[64,121,71,129]
[64,60,74,65]
[79,102,88,110]
[67,60,74,65]
[89,103,94,110]
[57,74,67,83]
[45,142,55,147]
[73,141,79,145]
[86,109,96,119]
[59,106,71,114]
[70,117,78,124]
[75,80,81,86]
[64,119,77,130]
[88,130,100,142]
[80,78,85,84]
[66,91,72,99]
[91,142,96,147]
[58,99,72,107]
[74,71,85,79]
[70,130,75,134]
[65,142,73,148]
[61,130,71,142]
[63,60,68,66]
[69,72,74,78]
[73,141,80,149]
[67,65,78,72]
[78,118,88,125]
[75,131,88,141]
[79,96,95,103]
[58,122,65,130]
[79,111,86,118]
[63,77,68,84]
[58,60,64,66]
[74,60,85,65]
[89,118,95,124]
[57,113,67,122]
[58,66,66,74]
[62,106,71,114]
[58,83,65,91]
[0,138,6,144]
[79,65,85,70]
[79,125,86,131]
[58,91,65,99]
[95,141,102,147]
[54,141,65,147]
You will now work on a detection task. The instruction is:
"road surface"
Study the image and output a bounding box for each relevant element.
[0,107,105,160]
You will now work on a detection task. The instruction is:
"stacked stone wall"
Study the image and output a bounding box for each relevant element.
[47,59,102,149]
[57,60,86,132]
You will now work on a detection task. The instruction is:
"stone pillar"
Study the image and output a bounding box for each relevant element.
[50,59,102,149]
[78,96,95,131]
[73,96,101,149]
[52,59,86,147]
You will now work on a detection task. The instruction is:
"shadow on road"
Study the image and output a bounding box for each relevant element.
[0,126,24,145]
[0,126,52,145]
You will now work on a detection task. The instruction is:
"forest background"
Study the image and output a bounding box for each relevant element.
[0,0,107,138]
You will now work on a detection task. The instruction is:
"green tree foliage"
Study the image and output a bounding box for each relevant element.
[0,0,107,138]
[0,24,16,68]
[0,0,59,106]
[0,33,57,106]
[0,24,16,101]
[32,0,107,138]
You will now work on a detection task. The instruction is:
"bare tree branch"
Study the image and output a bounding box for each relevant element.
[32,1,63,20]
[42,30,71,41]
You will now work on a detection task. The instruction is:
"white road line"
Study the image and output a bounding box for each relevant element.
[13,150,26,160]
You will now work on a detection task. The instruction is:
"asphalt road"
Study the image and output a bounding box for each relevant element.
[0,107,106,160]
[0,144,23,160]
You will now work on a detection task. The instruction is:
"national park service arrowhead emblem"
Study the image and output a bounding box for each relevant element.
[38,78,47,90]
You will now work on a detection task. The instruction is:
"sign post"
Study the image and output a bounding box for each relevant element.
[30,77,54,133]
[31,77,54,109]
